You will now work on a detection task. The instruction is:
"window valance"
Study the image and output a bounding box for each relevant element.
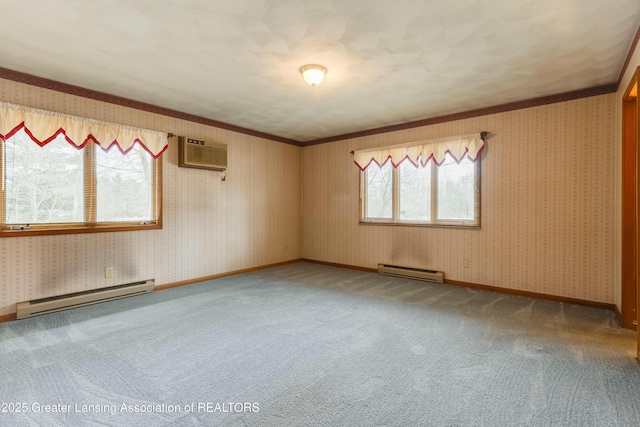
[0,102,168,158]
[353,132,486,170]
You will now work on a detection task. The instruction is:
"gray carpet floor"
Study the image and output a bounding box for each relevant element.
[1,261,639,426]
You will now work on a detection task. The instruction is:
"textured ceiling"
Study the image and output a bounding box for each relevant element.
[0,0,639,142]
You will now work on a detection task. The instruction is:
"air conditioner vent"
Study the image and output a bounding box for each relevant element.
[178,136,227,171]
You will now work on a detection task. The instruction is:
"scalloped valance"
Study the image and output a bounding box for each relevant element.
[0,102,167,158]
[353,132,486,170]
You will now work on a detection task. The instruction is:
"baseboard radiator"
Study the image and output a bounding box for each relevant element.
[16,279,155,319]
[378,264,444,283]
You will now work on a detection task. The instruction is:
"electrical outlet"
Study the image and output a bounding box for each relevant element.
[463,258,470,269]
[105,267,114,278]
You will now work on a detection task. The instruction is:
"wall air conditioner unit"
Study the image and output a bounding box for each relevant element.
[178,136,227,171]
[378,264,444,283]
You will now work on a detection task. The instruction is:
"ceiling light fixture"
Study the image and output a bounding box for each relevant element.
[300,64,327,87]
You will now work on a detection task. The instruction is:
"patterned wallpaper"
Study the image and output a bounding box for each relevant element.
[0,79,301,316]
[302,94,616,303]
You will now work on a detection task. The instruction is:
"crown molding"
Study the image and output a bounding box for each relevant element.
[300,84,617,146]
[0,66,300,146]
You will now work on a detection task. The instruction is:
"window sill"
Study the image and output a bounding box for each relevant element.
[359,220,480,229]
[0,222,161,237]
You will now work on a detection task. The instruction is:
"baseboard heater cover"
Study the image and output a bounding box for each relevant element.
[16,279,155,319]
[378,264,444,283]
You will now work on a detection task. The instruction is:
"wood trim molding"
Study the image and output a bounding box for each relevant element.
[621,69,639,330]
[615,304,622,322]
[614,305,627,329]
[301,258,377,273]
[302,259,617,311]
[0,66,299,147]
[154,259,302,291]
[0,259,618,322]
[444,279,616,311]
[301,84,617,146]
[617,24,640,90]
[0,313,17,323]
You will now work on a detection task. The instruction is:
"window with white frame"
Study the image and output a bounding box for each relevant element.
[0,102,167,236]
[356,133,485,227]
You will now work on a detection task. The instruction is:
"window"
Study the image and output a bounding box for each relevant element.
[356,133,484,227]
[5,131,85,224]
[0,102,166,236]
[96,143,156,222]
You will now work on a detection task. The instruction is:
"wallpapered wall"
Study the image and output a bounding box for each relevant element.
[0,78,301,316]
[302,94,616,303]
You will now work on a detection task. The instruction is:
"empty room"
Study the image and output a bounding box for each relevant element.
[2,1,640,426]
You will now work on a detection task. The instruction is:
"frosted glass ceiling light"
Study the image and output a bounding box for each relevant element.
[300,64,327,87]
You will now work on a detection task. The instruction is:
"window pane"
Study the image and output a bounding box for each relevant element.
[5,130,84,224]
[365,162,392,219]
[97,145,153,222]
[437,153,475,220]
[399,161,431,221]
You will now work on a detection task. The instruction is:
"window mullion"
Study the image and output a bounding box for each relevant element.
[392,166,399,222]
[0,137,5,226]
[84,143,97,224]
[359,170,366,220]
[431,162,437,222]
